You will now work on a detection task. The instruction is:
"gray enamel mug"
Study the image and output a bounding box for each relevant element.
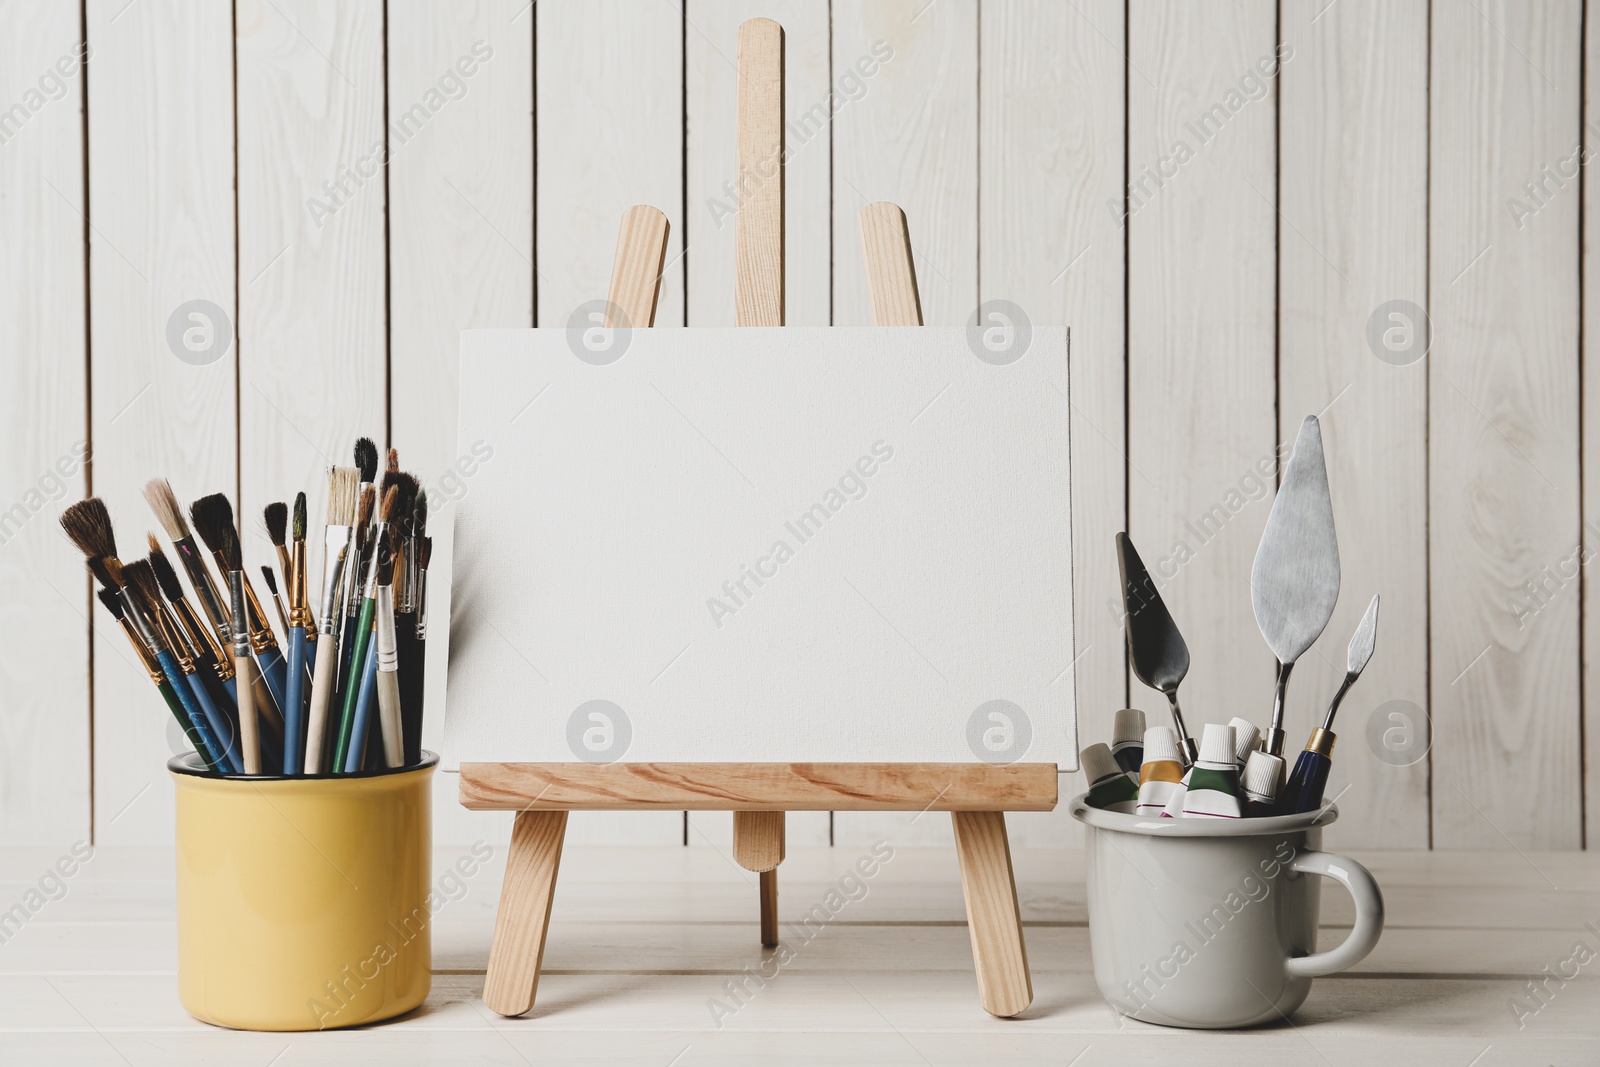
[1070,794,1384,1028]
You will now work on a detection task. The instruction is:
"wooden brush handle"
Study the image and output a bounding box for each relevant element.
[235,652,260,774]
[376,668,404,770]
[303,637,341,774]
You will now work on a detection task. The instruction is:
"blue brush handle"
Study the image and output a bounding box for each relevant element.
[187,671,240,773]
[284,628,307,775]
[1282,749,1333,815]
[222,676,237,705]
[157,651,228,772]
[343,640,379,774]
[257,646,289,717]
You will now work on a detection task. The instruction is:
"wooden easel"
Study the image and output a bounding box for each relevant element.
[466,19,1057,1020]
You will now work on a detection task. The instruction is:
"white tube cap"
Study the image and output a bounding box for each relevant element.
[1243,750,1285,799]
[1081,742,1120,783]
[1141,726,1180,766]
[1199,723,1236,766]
[1228,717,1261,762]
[1113,708,1146,745]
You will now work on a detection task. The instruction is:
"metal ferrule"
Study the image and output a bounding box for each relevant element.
[154,604,196,672]
[176,597,233,680]
[401,536,419,613]
[316,527,352,636]
[414,570,429,641]
[175,538,232,643]
[230,572,252,659]
[117,616,164,684]
[287,539,312,629]
[391,537,410,611]
[1305,727,1337,758]
[118,588,166,655]
[375,585,398,672]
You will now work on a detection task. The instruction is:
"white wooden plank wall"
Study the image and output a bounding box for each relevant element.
[4,0,1597,853]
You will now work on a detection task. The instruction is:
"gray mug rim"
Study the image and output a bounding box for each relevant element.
[1069,791,1339,837]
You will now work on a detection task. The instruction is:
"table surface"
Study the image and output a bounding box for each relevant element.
[2,842,1596,1065]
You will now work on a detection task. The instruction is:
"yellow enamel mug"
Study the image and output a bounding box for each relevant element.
[169,751,437,1031]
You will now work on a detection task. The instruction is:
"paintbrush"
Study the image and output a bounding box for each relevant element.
[414,531,432,756]
[125,558,241,773]
[263,501,291,588]
[260,565,291,636]
[355,533,397,771]
[283,492,311,774]
[333,485,398,771]
[304,467,358,774]
[218,522,262,774]
[62,499,227,772]
[335,484,375,710]
[143,479,233,646]
[191,493,290,718]
[149,535,237,702]
[396,489,428,766]
[95,585,212,763]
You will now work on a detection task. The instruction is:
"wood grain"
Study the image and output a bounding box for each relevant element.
[831,0,976,328]
[482,809,567,1016]
[605,205,669,329]
[0,0,90,844]
[385,0,534,848]
[86,0,237,845]
[733,17,784,328]
[732,810,784,871]
[1126,1,1278,753]
[978,0,1126,849]
[1429,0,1582,848]
[236,0,386,529]
[1587,0,1600,847]
[951,810,1031,1017]
[1276,0,1430,849]
[859,202,923,327]
[458,762,1059,811]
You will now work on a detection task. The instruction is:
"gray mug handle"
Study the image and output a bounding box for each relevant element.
[1284,850,1385,978]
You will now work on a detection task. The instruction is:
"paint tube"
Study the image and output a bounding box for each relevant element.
[1180,724,1243,819]
[1227,716,1261,774]
[1241,749,1285,818]
[1161,768,1190,818]
[1111,708,1146,775]
[1136,726,1186,817]
[1082,743,1139,813]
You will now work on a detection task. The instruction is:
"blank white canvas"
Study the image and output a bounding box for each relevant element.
[443,326,1075,768]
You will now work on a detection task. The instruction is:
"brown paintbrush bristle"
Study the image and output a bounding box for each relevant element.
[386,447,399,475]
[418,535,432,570]
[146,537,188,603]
[380,472,418,525]
[376,536,396,586]
[61,498,116,560]
[263,502,287,547]
[327,466,359,526]
[120,559,164,619]
[142,479,192,541]
[356,484,374,531]
[379,485,400,524]
[189,494,236,555]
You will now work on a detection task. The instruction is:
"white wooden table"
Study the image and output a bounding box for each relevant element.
[2,844,1595,1064]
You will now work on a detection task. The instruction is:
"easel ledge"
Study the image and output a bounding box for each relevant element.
[468,18,1058,1024]
[459,762,1058,811]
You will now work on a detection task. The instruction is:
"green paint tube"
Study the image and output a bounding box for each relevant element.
[1082,743,1139,813]
[1180,723,1243,819]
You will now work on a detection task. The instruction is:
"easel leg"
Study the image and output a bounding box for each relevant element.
[733,810,784,947]
[484,810,568,1017]
[951,811,1032,1017]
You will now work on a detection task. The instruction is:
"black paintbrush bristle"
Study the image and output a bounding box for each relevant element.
[121,559,163,617]
[263,502,287,547]
[376,537,395,586]
[218,520,242,572]
[380,472,418,525]
[260,565,278,594]
[61,498,116,560]
[96,586,124,620]
[189,494,235,555]
[418,535,433,570]
[413,490,428,538]
[354,437,378,483]
[87,556,116,590]
[292,492,307,542]
[146,537,187,602]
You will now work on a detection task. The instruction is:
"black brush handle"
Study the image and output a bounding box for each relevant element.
[394,611,422,767]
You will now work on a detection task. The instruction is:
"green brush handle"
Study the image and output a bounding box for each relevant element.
[331,598,375,773]
[158,678,218,772]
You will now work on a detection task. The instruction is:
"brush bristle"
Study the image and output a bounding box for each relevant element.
[260,566,278,594]
[87,557,115,590]
[327,467,358,526]
[263,502,287,546]
[217,520,242,572]
[376,536,395,585]
[142,479,191,541]
[292,492,307,541]
[418,535,432,569]
[189,494,235,554]
[386,447,399,475]
[380,472,418,525]
[354,437,378,483]
[101,557,125,587]
[413,490,428,537]
[96,586,124,619]
[356,485,374,531]
[146,537,187,602]
[379,485,400,523]
[121,559,162,615]
[61,498,116,560]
